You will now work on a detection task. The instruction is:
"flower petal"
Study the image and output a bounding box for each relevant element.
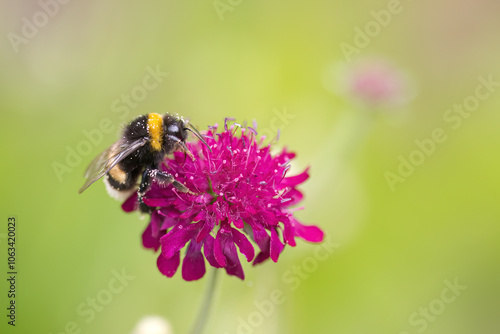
[223,241,245,280]
[261,210,279,226]
[231,228,255,262]
[283,218,297,247]
[270,228,284,262]
[252,228,270,253]
[150,210,162,237]
[203,235,222,268]
[142,223,161,251]
[253,251,270,265]
[291,217,325,243]
[280,188,304,208]
[252,229,271,265]
[213,228,227,267]
[182,240,206,281]
[196,218,215,243]
[160,223,199,259]
[122,192,138,212]
[233,218,244,229]
[278,168,309,189]
[157,251,180,277]
[144,197,171,207]
[158,209,183,230]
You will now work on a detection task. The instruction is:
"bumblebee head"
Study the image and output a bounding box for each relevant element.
[162,114,211,156]
[166,120,188,142]
[162,116,188,154]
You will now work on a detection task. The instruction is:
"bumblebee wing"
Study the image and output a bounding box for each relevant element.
[78,137,148,194]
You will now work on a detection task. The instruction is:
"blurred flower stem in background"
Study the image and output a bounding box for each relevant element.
[322,56,415,160]
[309,57,415,242]
[189,268,219,334]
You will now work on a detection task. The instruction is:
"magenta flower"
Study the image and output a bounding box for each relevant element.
[122,120,324,281]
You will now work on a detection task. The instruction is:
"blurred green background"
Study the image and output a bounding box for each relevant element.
[1,1,500,333]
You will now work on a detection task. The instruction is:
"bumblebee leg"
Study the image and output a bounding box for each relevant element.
[151,169,195,195]
[138,168,153,214]
[137,168,195,213]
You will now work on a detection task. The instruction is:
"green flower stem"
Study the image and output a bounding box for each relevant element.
[189,268,219,334]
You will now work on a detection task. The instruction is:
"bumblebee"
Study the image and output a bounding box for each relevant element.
[79,113,208,213]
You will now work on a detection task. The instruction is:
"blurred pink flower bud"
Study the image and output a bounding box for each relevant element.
[324,58,415,109]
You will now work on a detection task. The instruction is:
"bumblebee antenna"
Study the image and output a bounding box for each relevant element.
[185,123,212,152]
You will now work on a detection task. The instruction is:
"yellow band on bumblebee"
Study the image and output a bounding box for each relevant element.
[147,113,163,151]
